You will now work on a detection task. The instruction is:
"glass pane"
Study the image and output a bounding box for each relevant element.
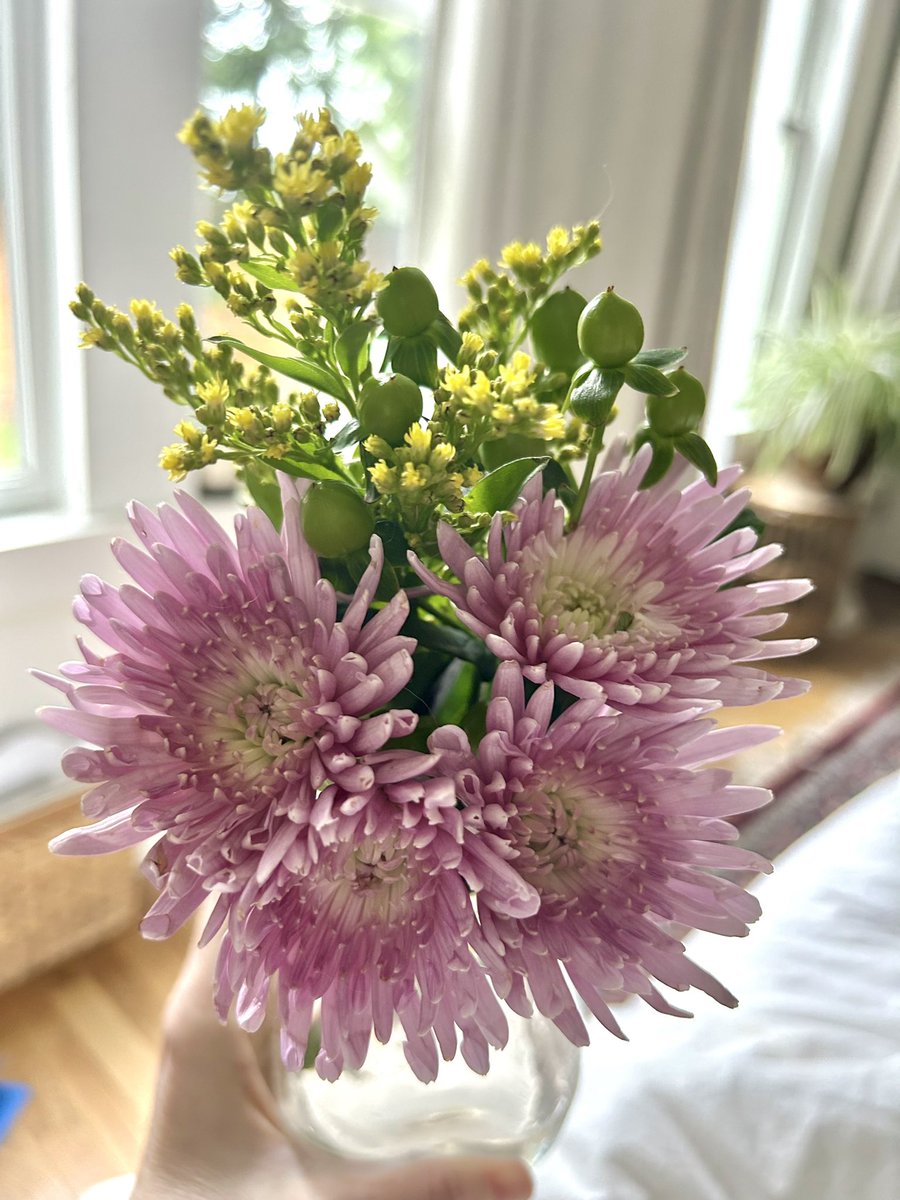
[0,179,24,478]
[201,0,437,269]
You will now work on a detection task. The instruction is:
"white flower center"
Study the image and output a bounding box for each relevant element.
[521,527,680,644]
[515,768,641,901]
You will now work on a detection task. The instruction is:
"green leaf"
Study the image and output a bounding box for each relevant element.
[316,196,344,242]
[570,368,624,424]
[330,420,361,451]
[374,519,410,567]
[404,614,496,676]
[429,311,463,362]
[621,362,679,396]
[632,346,688,370]
[431,659,479,727]
[675,431,718,485]
[638,437,675,489]
[718,505,765,541]
[240,261,302,292]
[335,320,375,389]
[464,456,548,514]
[261,455,346,483]
[239,464,283,529]
[209,336,351,403]
[389,334,439,388]
[540,458,577,504]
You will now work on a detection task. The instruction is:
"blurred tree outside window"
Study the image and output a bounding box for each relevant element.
[200,0,436,270]
[0,199,21,478]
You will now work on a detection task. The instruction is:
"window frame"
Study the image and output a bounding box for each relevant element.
[0,0,87,519]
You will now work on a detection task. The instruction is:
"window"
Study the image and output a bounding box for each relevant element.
[706,0,869,461]
[0,0,85,518]
[200,0,437,269]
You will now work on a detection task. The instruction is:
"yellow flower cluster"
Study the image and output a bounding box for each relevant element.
[436,348,566,446]
[178,106,270,192]
[458,222,602,361]
[159,424,218,482]
[365,425,478,524]
[288,242,382,311]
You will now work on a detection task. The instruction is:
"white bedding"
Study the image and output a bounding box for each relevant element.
[535,770,900,1200]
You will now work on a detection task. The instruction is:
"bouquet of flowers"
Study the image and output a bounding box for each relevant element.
[42,107,812,1086]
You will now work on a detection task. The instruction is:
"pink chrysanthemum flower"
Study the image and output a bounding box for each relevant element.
[430,662,778,1047]
[40,479,420,940]
[411,446,815,708]
[211,780,537,1082]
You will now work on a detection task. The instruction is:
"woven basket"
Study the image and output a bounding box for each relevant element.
[743,471,860,640]
[0,793,146,992]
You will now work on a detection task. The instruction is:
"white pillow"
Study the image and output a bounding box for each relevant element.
[535,771,900,1200]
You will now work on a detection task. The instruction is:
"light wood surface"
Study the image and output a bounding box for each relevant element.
[1,605,898,1199]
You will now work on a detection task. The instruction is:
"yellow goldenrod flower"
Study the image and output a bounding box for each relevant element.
[546,226,571,259]
[273,156,330,204]
[230,406,257,432]
[174,420,203,449]
[220,105,266,151]
[270,402,293,432]
[368,460,399,493]
[159,444,189,481]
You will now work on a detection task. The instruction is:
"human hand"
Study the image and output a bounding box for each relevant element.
[132,937,533,1200]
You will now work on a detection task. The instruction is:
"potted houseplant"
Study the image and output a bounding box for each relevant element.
[741,279,900,635]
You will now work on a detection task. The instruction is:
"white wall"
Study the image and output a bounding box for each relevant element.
[0,0,204,730]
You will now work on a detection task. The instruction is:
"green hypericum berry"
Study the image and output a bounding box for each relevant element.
[301,481,374,557]
[646,368,706,437]
[577,287,644,368]
[358,374,423,445]
[479,432,546,471]
[529,287,586,373]
[376,267,439,338]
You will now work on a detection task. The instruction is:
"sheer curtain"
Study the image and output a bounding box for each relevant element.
[411,0,764,425]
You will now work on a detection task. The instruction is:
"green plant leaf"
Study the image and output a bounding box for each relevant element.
[570,368,624,424]
[675,431,718,485]
[239,464,283,529]
[719,505,765,541]
[539,458,578,505]
[404,613,496,676]
[209,336,351,403]
[429,311,463,362]
[240,261,302,292]
[632,346,688,370]
[431,659,479,727]
[637,435,675,489]
[374,518,410,567]
[389,333,439,388]
[464,456,548,514]
[335,320,375,388]
[330,420,361,451]
[316,196,345,242]
[261,455,346,483]
[621,362,679,396]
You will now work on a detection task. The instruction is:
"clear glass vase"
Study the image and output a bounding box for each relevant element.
[273,1009,580,1165]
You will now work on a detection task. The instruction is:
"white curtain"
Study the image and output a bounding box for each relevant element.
[412,0,764,424]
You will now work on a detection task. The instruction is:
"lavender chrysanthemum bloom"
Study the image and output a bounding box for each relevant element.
[411,446,815,708]
[212,778,537,1082]
[40,479,422,942]
[430,662,778,1047]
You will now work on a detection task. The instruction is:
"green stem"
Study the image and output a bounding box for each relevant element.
[569,424,604,529]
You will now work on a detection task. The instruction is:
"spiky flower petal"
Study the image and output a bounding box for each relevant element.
[212,778,534,1082]
[431,662,777,1045]
[411,446,814,709]
[41,479,419,937]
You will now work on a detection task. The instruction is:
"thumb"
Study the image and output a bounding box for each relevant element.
[340,1155,533,1200]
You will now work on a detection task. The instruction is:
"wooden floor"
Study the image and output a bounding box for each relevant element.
[2,585,899,1199]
